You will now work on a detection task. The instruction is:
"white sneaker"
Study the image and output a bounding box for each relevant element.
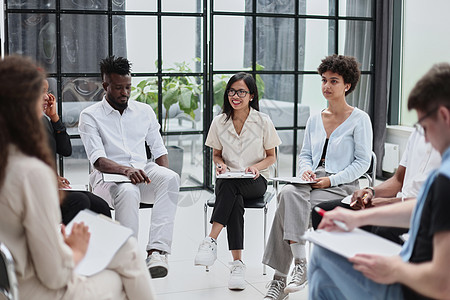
[264,278,288,300]
[228,260,246,290]
[146,251,169,279]
[284,259,307,293]
[194,237,217,266]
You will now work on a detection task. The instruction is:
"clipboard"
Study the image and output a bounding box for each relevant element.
[102,173,131,183]
[269,176,317,184]
[217,172,255,179]
[301,228,402,258]
[66,209,133,276]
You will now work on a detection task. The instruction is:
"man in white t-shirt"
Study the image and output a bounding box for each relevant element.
[312,128,441,244]
[79,56,180,278]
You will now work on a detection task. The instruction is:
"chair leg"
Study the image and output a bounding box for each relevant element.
[263,205,267,275]
[203,203,209,272]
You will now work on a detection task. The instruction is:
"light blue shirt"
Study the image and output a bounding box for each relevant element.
[298,107,373,187]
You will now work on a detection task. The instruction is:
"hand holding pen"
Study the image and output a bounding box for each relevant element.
[216,162,228,175]
[350,189,373,210]
[316,207,357,232]
[301,170,316,182]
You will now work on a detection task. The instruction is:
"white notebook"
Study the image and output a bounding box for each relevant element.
[269,176,317,184]
[102,173,131,183]
[217,172,255,179]
[66,210,133,276]
[302,228,402,258]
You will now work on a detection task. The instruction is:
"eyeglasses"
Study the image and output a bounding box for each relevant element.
[227,89,250,98]
[413,107,439,135]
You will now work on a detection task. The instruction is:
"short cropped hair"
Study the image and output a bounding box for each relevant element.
[408,63,450,113]
[317,54,360,96]
[100,55,132,80]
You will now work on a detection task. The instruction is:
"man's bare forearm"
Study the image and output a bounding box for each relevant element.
[94,157,131,175]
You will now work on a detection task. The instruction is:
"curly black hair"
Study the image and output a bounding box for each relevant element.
[317,54,360,96]
[100,55,132,80]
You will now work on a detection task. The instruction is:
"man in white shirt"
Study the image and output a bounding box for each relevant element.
[79,56,180,278]
[312,129,441,244]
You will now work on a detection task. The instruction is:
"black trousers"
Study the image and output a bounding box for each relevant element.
[211,176,267,250]
[60,190,112,225]
[311,199,406,245]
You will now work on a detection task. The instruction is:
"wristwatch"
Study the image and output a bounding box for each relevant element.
[364,186,375,197]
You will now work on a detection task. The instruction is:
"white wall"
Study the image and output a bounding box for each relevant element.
[400,0,450,125]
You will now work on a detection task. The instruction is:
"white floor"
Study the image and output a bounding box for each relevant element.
[135,187,309,300]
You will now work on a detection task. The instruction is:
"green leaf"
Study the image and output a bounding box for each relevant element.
[130,86,142,100]
[163,87,179,111]
[137,80,147,90]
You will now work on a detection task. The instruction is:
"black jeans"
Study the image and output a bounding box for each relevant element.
[211,176,267,250]
[60,190,111,225]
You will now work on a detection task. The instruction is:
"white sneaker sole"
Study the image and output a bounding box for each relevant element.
[228,282,246,290]
[284,281,307,293]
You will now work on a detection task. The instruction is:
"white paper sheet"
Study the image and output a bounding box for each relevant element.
[269,176,317,184]
[61,184,88,191]
[66,210,133,276]
[102,173,131,183]
[302,228,402,258]
[341,195,352,204]
[217,172,255,179]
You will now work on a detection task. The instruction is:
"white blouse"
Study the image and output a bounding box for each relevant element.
[206,108,281,179]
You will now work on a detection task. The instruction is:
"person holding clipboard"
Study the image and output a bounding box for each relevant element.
[0,56,154,300]
[194,72,281,290]
[262,55,372,300]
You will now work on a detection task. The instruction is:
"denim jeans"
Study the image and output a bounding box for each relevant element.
[308,246,404,300]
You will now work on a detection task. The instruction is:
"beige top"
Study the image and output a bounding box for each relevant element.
[0,146,74,299]
[205,108,281,179]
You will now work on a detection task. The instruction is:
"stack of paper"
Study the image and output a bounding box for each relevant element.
[66,210,133,276]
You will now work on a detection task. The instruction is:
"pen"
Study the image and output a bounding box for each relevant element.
[314,207,350,231]
[350,193,368,208]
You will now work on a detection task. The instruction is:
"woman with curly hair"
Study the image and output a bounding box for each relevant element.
[0,55,154,300]
[262,55,373,300]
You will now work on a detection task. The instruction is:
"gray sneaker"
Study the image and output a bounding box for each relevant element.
[284,259,307,293]
[146,251,169,279]
[264,279,289,300]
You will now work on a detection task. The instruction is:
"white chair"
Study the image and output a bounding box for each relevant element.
[203,148,279,275]
[0,243,18,300]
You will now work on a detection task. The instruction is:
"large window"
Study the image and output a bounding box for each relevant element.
[3,0,375,189]
[398,0,450,126]
[211,0,375,179]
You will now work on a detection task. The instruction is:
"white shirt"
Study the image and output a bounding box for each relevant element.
[299,107,373,187]
[78,97,167,167]
[205,108,281,179]
[398,129,441,198]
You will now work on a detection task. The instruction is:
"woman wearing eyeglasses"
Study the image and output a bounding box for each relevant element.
[262,55,373,300]
[194,72,281,290]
